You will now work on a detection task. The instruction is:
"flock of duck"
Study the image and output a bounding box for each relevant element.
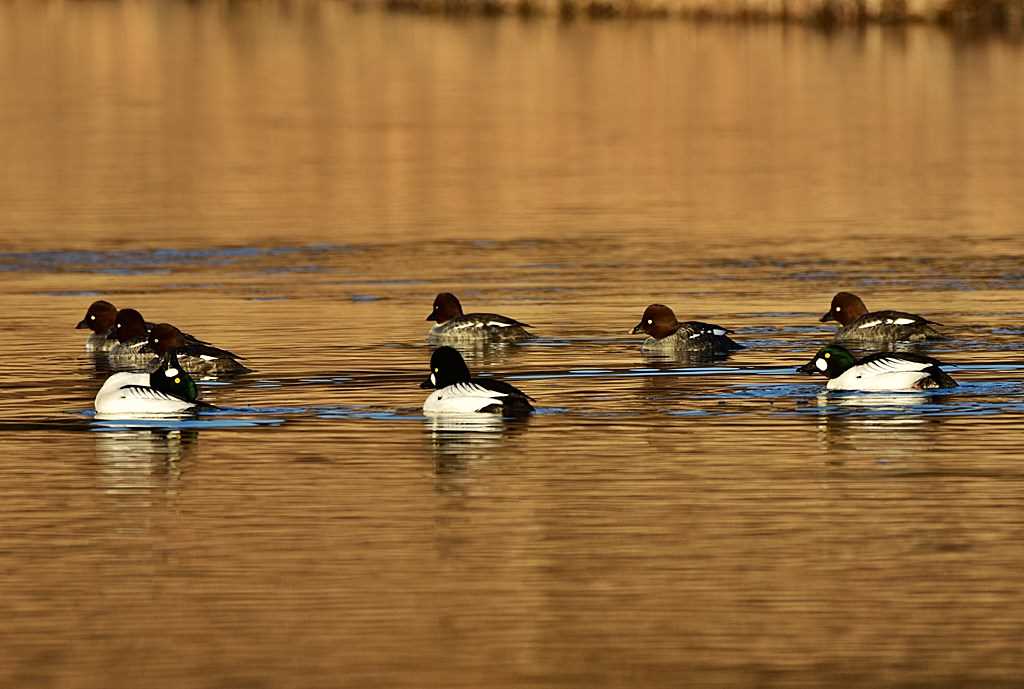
[77,290,957,418]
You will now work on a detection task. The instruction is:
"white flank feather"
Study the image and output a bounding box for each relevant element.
[423,382,507,415]
[826,356,937,391]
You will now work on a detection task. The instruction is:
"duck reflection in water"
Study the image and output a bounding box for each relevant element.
[434,338,532,370]
[639,346,738,368]
[92,428,199,492]
[802,391,951,459]
[425,414,529,478]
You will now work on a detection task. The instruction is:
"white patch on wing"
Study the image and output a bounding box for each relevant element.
[120,386,185,402]
[893,317,917,325]
[861,356,932,375]
[857,320,883,329]
[423,382,507,415]
[199,355,217,362]
[486,321,513,327]
[689,332,702,339]
[712,328,727,336]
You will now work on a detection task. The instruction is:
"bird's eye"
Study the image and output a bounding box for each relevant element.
[824,352,831,358]
[836,306,842,311]
[434,367,439,373]
[116,323,121,328]
[174,378,181,384]
[90,315,96,320]
[647,319,653,325]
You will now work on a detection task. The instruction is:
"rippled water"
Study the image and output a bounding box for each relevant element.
[2,3,1024,688]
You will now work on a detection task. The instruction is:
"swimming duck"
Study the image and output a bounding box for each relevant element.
[75,300,120,352]
[108,308,250,374]
[420,346,534,416]
[820,292,943,343]
[426,292,533,342]
[631,304,742,353]
[94,324,201,415]
[798,343,957,391]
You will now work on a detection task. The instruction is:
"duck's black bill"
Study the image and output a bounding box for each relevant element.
[796,360,819,375]
[420,375,435,389]
[425,313,436,322]
[819,312,835,323]
[75,319,89,329]
[630,323,645,335]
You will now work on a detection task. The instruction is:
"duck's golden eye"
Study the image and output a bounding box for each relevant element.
[824,352,831,359]
[434,367,439,372]
[174,377,181,384]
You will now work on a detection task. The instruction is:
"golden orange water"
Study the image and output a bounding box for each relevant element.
[1,3,1024,688]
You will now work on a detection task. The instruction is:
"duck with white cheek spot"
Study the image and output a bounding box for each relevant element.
[819,291,943,343]
[94,324,203,416]
[798,344,957,391]
[426,292,534,343]
[420,346,534,416]
[75,300,120,352]
[631,304,743,354]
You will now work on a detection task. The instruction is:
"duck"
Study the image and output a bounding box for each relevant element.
[75,300,120,352]
[630,304,742,353]
[94,324,202,415]
[797,343,957,391]
[426,292,533,342]
[420,346,535,416]
[108,308,250,374]
[819,292,943,343]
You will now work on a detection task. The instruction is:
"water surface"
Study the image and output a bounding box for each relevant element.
[2,3,1024,688]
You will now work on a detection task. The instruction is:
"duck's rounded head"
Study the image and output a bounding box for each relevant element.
[111,308,148,343]
[77,300,118,333]
[631,304,680,339]
[820,292,869,326]
[148,323,187,356]
[421,346,472,389]
[426,293,464,324]
[798,344,856,379]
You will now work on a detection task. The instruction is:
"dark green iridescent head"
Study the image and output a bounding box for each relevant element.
[147,324,198,402]
[149,350,198,402]
[797,344,857,379]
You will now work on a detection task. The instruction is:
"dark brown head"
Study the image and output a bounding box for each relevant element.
[820,292,869,326]
[76,300,118,333]
[631,304,681,339]
[426,292,464,324]
[111,308,149,343]
[148,323,186,356]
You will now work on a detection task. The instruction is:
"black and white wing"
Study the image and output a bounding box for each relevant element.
[117,385,191,404]
[678,321,743,351]
[424,379,534,416]
[838,310,944,342]
[835,352,957,390]
[858,351,946,372]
